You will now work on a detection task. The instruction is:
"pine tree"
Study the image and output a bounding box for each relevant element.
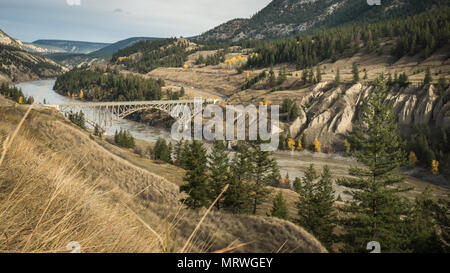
[352,63,360,84]
[424,67,433,85]
[154,138,170,162]
[174,140,183,166]
[249,140,277,214]
[316,66,322,83]
[207,141,230,210]
[180,141,210,209]
[406,187,446,253]
[222,142,253,214]
[271,192,289,220]
[296,164,336,249]
[301,69,308,85]
[337,75,410,252]
[335,68,341,87]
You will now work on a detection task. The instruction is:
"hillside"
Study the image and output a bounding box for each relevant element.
[32,39,110,54]
[0,95,326,253]
[0,31,65,83]
[198,0,448,42]
[89,37,164,57]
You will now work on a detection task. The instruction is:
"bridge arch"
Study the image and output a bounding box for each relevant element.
[50,99,216,132]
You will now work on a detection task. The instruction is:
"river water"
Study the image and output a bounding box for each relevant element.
[15,79,171,142]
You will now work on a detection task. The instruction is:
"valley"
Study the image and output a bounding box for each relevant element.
[0,0,449,255]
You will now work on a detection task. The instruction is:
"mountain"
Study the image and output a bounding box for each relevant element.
[0,29,65,82]
[89,37,164,57]
[32,39,110,54]
[198,0,448,42]
[0,29,25,48]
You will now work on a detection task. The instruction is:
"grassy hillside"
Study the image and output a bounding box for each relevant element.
[0,95,326,253]
[0,43,64,83]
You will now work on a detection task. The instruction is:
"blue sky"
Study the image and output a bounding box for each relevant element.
[0,0,271,43]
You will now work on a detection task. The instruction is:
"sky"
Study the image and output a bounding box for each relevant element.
[0,0,271,43]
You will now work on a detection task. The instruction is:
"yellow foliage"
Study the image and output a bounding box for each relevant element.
[18,96,23,104]
[287,138,296,151]
[432,160,439,176]
[79,89,84,99]
[259,101,264,105]
[408,151,418,166]
[297,140,303,151]
[67,92,71,97]
[117,56,128,62]
[314,138,321,153]
[265,100,272,106]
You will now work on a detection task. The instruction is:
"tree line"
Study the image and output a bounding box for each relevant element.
[244,8,450,70]
[0,83,34,104]
[53,68,164,102]
[112,38,191,73]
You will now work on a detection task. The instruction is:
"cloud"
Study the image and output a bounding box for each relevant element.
[66,0,81,6]
[113,8,123,13]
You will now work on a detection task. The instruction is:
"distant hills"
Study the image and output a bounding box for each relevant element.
[198,0,449,42]
[89,37,163,57]
[0,29,65,82]
[32,40,110,54]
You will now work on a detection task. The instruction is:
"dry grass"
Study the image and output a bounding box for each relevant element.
[0,132,163,252]
[0,98,326,253]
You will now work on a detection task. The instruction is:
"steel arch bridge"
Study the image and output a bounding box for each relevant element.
[47,99,219,131]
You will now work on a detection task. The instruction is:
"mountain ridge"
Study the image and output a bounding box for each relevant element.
[197,0,448,42]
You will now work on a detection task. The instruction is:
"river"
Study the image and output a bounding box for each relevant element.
[15,79,171,142]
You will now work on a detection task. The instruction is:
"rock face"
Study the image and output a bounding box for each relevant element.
[286,82,449,150]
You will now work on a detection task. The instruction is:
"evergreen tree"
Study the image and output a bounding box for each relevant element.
[222,142,253,214]
[301,69,308,85]
[338,75,410,252]
[271,192,289,220]
[296,164,336,249]
[335,68,341,87]
[207,141,230,210]
[180,141,210,209]
[316,66,322,83]
[352,63,360,84]
[424,67,433,85]
[153,137,170,162]
[405,188,447,253]
[249,140,278,214]
[174,140,184,166]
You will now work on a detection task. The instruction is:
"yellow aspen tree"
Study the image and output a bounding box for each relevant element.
[259,101,264,106]
[408,151,418,166]
[297,140,303,151]
[79,89,84,99]
[314,138,321,153]
[288,138,296,151]
[432,160,439,176]
[18,96,23,104]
